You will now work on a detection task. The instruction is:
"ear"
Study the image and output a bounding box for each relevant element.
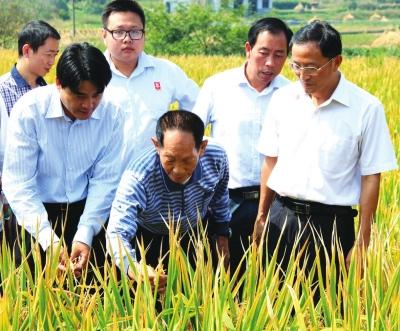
[333,55,342,71]
[198,139,208,157]
[245,41,252,60]
[151,136,161,153]
[21,44,31,58]
[102,29,107,45]
[55,78,62,91]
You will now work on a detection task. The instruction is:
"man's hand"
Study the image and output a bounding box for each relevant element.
[346,244,366,275]
[253,213,267,246]
[70,241,91,278]
[47,242,69,273]
[128,261,167,294]
[216,235,230,269]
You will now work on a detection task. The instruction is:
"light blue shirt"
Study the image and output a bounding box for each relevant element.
[2,85,124,250]
[193,66,289,189]
[104,51,199,171]
[107,143,230,272]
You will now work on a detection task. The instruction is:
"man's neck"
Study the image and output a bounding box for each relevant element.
[15,61,40,88]
[111,56,138,77]
[310,72,341,106]
[244,64,271,93]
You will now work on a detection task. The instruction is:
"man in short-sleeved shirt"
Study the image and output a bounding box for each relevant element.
[101,0,199,170]
[193,18,293,274]
[254,21,398,285]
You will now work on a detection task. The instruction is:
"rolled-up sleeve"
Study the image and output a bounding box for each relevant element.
[106,170,147,273]
[208,151,231,235]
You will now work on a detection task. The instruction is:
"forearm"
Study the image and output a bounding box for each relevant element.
[257,156,277,219]
[357,173,380,249]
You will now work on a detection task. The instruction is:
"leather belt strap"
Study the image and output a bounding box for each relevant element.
[276,194,357,217]
[229,186,260,201]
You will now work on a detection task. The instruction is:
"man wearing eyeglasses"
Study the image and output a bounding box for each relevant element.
[192,18,293,277]
[101,0,199,171]
[254,21,397,285]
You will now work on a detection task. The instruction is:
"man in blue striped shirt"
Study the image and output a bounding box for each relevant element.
[107,110,231,293]
[3,43,123,277]
[0,20,60,238]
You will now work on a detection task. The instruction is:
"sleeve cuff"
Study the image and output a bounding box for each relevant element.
[73,225,95,247]
[37,227,60,251]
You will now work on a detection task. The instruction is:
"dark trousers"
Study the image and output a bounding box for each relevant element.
[131,219,222,272]
[266,196,356,297]
[6,199,106,277]
[229,199,258,276]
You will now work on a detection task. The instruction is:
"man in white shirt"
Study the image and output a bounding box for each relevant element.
[3,43,123,277]
[101,0,199,170]
[254,21,397,287]
[193,17,293,275]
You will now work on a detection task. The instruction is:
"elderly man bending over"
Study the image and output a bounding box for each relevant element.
[107,110,231,292]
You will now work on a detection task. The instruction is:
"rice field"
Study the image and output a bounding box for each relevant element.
[0,50,399,329]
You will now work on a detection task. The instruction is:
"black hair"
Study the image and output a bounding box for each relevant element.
[291,20,342,58]
[156,110,205,150]
[102,0,146,29]
[247,17,293,53]
[56,43,112,94]
[18,20,60,57]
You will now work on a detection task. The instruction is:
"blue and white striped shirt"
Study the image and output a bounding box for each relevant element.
[2,85,124,250]
[107,143,231,271]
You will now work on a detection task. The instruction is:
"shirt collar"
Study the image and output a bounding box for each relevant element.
[240,63,287,95]
[159,157,203,192]
[295,72,350,108]
[105,50,155,78]
[11,65,46,88]
[325,73,350,107]
[45,85,102,121]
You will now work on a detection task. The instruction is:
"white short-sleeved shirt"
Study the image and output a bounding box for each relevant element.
[104,51,199,171]
[257,74,398,206]
[193,66,289,189]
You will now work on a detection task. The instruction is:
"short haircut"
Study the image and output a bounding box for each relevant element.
[102,0,146,29]
[247,17,293,53]
[56,43,112,94]
[18,20,60,57]
[291,20,342,58]
[156,110,205,150]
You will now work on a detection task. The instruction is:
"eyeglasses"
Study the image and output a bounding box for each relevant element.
[289,57,335,76]
[105,28,144,41]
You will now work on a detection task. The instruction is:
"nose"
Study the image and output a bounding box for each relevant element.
[298,70,311,80]
[82,97,96,111]
[264,54,274,66]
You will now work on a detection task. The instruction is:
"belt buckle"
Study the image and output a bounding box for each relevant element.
[293,201,310,215]
[243,191,259,200]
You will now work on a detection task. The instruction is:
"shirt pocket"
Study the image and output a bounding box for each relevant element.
[318,135,358,175]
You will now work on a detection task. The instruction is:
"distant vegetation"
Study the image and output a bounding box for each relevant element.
[0,0,399,55]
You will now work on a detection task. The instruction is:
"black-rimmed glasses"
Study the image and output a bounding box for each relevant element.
[105,28,144,41]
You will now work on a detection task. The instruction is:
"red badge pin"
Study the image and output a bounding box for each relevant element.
[154,81,161,90]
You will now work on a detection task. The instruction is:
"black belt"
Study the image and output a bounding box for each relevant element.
[229,186,260,200]
[276,194,357,217]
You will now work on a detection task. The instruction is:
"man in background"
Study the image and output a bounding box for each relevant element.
[0,20,60,239]
[101,0,199,171]
[193,17,293,276]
